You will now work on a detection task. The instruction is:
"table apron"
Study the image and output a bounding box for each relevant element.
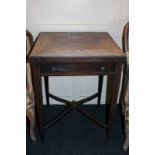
[40,63,116,76]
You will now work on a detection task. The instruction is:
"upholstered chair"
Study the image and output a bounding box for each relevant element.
[26,30,36,142]
[120,23,129,151]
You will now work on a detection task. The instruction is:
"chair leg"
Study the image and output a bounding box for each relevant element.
[44,76,50,105]
[123,119,129,151]
[122,82,129,151]
[27,108,36,143]
[97,75,103,106]
[120,64,129,104]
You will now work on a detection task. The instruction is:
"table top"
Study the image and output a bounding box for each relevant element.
[29,32,126,63]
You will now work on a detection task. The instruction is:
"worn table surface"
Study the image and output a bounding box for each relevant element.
[30,32,125,63]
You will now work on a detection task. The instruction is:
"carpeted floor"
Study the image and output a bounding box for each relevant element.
[26,105,129,155]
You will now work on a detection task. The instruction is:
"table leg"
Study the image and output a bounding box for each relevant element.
[106,75,114,105]
[97,75,103,106]
[107,64,122,136]
[44,76,50,105]
[31,64,45,142]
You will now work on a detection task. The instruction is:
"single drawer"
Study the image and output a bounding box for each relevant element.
[40,63,114,76]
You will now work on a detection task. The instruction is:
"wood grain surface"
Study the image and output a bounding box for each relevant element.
[30,32,125,63]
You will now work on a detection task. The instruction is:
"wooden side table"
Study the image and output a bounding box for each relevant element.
[29,32,126,142]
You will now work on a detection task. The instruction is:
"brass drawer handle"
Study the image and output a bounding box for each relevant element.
[100,66,105,71]
[51,67,56,71]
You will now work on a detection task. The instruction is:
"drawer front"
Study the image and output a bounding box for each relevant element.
[40,63,114,76]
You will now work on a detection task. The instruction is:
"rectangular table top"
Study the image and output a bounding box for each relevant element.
[29,32,126,63]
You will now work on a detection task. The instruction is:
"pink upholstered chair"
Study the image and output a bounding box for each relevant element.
[26,30,36,142]
[120,23,129,151]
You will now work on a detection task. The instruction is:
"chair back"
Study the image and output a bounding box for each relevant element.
[122,23,129,53]
[26,30,33,60]
[26,30,34,108]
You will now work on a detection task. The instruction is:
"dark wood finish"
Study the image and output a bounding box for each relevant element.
[106,74,114,104]
[76,106,108,129]
[31,64,45,142]
[122,23,129,53]
[26,30,33,50]
[97,75,103,106]
[44,76,50,105]
[107,64,122,136]
[30,32,125,63]
[40,62,115,76]
[45,92,108,130]
[45,107,73,129]
[29,32,126,142]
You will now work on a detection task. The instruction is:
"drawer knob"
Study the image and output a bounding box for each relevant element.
[51,67,56,71]
[100,66,105,71]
